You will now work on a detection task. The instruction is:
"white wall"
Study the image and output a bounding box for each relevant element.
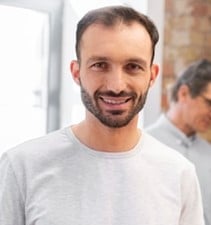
[144,0,165,127]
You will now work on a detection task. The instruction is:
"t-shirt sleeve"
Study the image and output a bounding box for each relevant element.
[179,165,205,225]
[0,153,25,225]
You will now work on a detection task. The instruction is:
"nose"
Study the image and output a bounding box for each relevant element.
[105,68,127,93]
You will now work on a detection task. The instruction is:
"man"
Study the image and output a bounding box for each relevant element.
[147,59,211,225]
[0,6,205,225]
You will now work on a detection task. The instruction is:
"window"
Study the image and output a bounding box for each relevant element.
[0,0,63,153]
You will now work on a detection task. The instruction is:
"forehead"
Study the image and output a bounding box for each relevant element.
[80,22,152,62]
[81,21,152,45]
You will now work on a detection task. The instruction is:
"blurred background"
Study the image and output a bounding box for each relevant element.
[0,0,210,155]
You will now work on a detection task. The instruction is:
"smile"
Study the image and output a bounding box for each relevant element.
[100,97,131,105]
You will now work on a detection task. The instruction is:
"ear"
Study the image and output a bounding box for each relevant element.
[178,84,190,101]
[70,60,80,85]
[149,64,159,87]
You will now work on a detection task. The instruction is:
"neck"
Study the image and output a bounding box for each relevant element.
[71,116,141,152]
[166,105,196,137]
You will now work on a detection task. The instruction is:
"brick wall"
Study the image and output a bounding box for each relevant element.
[162,0,211,141]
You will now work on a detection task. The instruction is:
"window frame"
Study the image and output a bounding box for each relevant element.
[0,0,64,132]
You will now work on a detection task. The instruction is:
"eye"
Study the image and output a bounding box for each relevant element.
[206,99,211,107]
[199,95,211,108]
[125,63,144,74]
[91,62,108,71]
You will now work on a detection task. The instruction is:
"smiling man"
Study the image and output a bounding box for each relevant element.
[0,6,205,225]
[71,21,154,132]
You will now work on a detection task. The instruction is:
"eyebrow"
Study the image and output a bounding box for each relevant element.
[127,58,147,67]
[87,56,109,65]
[87,56,148,67]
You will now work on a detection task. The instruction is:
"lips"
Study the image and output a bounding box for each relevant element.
[100,96,131,105]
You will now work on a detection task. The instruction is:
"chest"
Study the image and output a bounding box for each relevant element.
[24,158,181,225]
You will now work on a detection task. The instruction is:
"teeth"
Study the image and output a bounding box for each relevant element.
[103,98,127,104]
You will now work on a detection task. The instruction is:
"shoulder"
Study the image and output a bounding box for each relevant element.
[141,131,194,169]
[0,127,80,194]
[195,135,211,147]
[145,114,171,138]
[3,127,76,168]
[140,132,200,202]
[194,135,211,156]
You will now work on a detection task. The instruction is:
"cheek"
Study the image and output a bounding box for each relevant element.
[79,73,98,91]
[195,105,209,116]
[187,107,206,124]
[138,80,151,94]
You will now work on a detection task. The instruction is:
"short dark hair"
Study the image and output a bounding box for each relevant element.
[75,5,159,63]
[171,59,211,102]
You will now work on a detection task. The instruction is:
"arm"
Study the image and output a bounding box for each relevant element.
[179,165,205,225]
[0,153,25,225]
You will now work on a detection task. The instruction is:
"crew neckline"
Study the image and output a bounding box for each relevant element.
[64,126,144,159]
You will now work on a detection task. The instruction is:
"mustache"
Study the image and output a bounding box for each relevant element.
[95,90,137,98]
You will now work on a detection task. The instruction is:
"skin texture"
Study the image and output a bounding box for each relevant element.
[167,83,211,136]
[70,22,159,152]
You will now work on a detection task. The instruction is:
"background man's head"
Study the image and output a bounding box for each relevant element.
[168,59,211,134]
[170,59,211,102]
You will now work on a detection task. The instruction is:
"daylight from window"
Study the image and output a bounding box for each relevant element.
[0,5,49,153]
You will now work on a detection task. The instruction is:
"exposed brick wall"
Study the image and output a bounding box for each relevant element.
[162,0,211,141]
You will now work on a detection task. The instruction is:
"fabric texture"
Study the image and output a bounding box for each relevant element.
[147,114,211,225]
[0,127,205,225]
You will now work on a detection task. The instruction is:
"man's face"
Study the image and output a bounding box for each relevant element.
[71,22,158,128]
[182,83,211,133]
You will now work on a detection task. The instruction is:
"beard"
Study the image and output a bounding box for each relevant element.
[80,83,149,128]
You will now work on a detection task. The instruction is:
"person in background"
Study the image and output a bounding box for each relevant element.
[0,6,205,225]
[147,58,211,225]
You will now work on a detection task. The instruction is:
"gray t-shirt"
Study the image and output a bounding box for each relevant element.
[0,127,205,225]
[146,114,211,225]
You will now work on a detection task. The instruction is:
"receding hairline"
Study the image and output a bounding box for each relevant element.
[79,21,153,58]
[75,5,159,63]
